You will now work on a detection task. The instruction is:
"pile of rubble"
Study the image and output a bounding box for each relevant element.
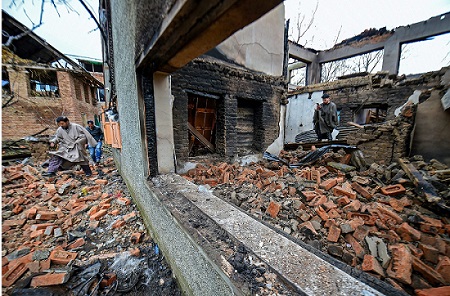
[2,148,181,295]
[182,146,450,295]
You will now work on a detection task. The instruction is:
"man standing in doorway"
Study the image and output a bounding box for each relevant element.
[313,93,338,141]
[86,120,104,164]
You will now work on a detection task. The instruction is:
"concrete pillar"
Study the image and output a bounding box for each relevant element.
[153,72,176,173]
[382,39,401,75]
[7,68,30,98]
[306,61,321,85]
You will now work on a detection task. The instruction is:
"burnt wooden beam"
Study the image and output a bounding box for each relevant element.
[188,122,215,153]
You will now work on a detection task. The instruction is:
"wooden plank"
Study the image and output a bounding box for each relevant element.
[398,158,441,203]
[187,122,215,152]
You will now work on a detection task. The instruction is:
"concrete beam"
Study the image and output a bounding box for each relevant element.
[136,0,282,73]
[288,42,318,63]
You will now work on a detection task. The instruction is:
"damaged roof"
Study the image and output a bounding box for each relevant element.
[2,10,103,88]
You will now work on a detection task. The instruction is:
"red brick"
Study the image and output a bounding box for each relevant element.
[36,211,58,221]
[90,209,108,221]
[315,206,329,221]
[344,234,365,259]
[27,207,38,219]
[386,244,412,285]
[436,256,450,284]
[123,211,137,222]
[95,179,108,185]
[30,229,45,239]
[333,186,356,199]
[396,222,421,241]
[110,209,120,216]
[298,221,318,236]
[30,272,70,287]
[344,200,362,212]
[415,286,450,296]
[327,224,341,242]
[130,233,142,244]
[350,182,372,199]
[362,254,385,277]
[347,212,376,226]
[353,225,370,241]
[2,261,29,287]
[311,169,321,184]
[388,198,405,212]
[100,272,117,288]
[337,196,350,206]
[412,257,446,286]
[49,249,77,265]
[112,219,125,229]
[320,178,337,190]
[418,243,439,264]
[266,201,281,218]
[67,238,86,250]
[308,195,327,207]
[381,184,406,196]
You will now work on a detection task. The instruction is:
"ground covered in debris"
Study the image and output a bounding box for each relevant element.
[183,145,450,296]
[2,146,181,296]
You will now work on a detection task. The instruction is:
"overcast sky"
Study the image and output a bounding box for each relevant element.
[3,0,450,75]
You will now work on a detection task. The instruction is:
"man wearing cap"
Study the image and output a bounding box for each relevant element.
[313,93,338,141]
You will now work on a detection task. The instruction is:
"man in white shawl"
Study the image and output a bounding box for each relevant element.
[42,116,97,177]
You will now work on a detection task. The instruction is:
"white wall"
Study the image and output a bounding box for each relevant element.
[284,91,323,143]
[215,4,285,76]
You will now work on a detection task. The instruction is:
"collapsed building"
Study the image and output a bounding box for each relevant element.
[97,0,450,294]
[2,1,450,295]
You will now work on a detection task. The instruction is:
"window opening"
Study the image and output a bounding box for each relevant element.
[29,69,59,97]
[353,105,387,125]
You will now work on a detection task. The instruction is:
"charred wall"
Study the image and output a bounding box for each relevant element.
[171,57,285,163]
[291,68,449,165]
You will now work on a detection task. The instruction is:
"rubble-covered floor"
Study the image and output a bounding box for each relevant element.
[183,145,450,296]
[2,147,181,295]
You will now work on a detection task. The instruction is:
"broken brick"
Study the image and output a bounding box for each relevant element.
[344,234,365,259]
[30,272,70,287]
[320,178,337,190]
[100,272,117,288]
[415,286,450,296]
[418,243,439,264]
[350,182,372,199]
[131,233,142,244]
[362,254,385,277]
[396,222,421,241]
[266,201,281,218]
[2,262,29,287]
[387,244,412,285]
[327,224,341,242]
[333,186,356,199]
[436,256,450,284]
[412,257,446,286]
[90,209,108,221]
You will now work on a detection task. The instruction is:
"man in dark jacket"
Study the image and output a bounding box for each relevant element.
[86,120,104,164]
[313,93,338,141]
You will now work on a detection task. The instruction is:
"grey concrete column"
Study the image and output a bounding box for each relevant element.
[382,39,401,75]
[306,61,321,85]
[153,72,176,173]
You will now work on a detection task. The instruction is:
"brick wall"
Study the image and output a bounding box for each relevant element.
[171,57,286,162]
[2,69,101,140]
[290,70,445,164]
[346,106,415,164]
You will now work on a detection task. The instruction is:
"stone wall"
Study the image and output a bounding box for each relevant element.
[171,57,286,162]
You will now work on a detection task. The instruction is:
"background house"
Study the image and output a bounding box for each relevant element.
[2,11,104,140]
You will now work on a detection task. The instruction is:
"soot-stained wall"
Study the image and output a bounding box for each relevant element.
[171,57,286,163]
